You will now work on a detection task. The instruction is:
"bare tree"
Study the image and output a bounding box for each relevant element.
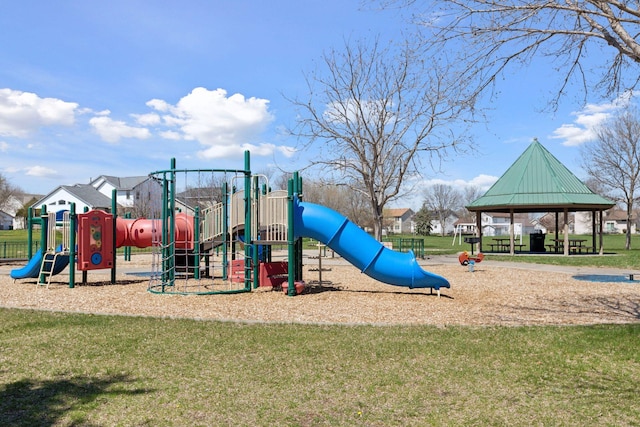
[290,37,471,240]
[460,185,482,221]
[303,179,373,229]
[582,107,640,249]
[423,183,462,236]
[273,172,293,191]
[385,1,640,107]
[0,173,23,212]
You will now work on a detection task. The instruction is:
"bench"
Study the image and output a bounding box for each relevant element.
[546,244,562,253]
[488,243,525,252]
[570,246,594,254]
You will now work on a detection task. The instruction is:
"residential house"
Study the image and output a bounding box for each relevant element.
[383,208,415,234]
[602,209,636,234]
[573,209,636,235]
[430,210,459,236]
[32,184,113,215]
[478,212,538,237]
[0,210,12,230]
[539,211,575,234]
[89,175,162,216]
[32,175,162,218]
[2,193,43,230]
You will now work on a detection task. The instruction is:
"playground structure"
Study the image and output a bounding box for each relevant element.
[11,151,450,295]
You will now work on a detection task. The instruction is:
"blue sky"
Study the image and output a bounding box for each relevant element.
[0,1,631,209]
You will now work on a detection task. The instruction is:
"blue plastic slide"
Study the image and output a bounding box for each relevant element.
[293,199,450,290]
[10,248,70,280]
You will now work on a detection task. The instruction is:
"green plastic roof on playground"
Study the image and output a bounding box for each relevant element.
[466,139,615,213]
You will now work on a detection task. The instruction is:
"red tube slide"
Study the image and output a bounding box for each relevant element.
[115,213,194,249]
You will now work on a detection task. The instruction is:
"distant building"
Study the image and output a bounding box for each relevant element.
[32,175,162,217]
[430,210,459,236]
[2,193,43,230]
[602,209,636,234]
[383,208,415,234]
[0,210,13,230]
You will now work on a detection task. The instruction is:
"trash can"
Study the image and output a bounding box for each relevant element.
[529,231,546,252]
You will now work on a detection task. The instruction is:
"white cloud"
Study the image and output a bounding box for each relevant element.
[421,175,497,192]
[0,141,8,152]
[132,112,161,126]
[198,142,296,159]
[147,87,292,158]
[159,130,182,140]
[468,174,498,190]
[550,93,634,147]
[89,114,152,143]
[25,165,59,178]
[0,88,78,137]
[146,98,170,112]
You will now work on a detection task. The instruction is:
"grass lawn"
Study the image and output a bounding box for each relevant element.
[2,231,640,425]
[1,309,638,426]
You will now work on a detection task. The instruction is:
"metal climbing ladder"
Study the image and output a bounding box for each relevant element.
[37,211,71,288]
[38,251,65,288]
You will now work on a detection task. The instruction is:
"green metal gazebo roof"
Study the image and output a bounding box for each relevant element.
[467,139,615,213]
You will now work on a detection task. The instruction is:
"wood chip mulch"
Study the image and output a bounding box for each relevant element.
[1,255,639,326]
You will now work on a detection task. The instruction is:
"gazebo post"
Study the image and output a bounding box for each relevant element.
[509,209,515,255]
[599,210,604,255]
[563,209,570,256]
[476,211,483,252]
[591,210,597,254]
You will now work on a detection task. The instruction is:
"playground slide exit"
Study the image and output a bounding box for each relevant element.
[10,247,70,280]
[293,199,450,290]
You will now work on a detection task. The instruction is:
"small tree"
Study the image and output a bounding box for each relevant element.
[413,204,433,236]
[582,106,640,250]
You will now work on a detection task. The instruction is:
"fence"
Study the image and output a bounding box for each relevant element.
[382,237,425,259]
[0,241,40,260]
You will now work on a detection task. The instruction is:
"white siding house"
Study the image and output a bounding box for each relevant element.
[383,208,415,234]
[32,176,161,217]
[0,210,13,230]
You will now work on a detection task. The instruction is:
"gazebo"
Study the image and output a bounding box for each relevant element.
[466,139,615,255]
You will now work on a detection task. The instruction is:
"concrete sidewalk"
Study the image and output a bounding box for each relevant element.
[300,249,640,278]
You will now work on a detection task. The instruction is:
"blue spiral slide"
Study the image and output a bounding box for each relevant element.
[293,199,450,290]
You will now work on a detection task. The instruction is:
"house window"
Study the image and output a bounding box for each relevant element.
[126,191,131,200]
[58,200,66,205]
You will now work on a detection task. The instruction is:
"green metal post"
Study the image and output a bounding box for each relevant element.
[161,170,170,291]
[27,207,33,260]
[169,159,177,288]
[286,178,295,296]
[243,150,252,291]
[39,205,47,284]
[194,206,200,280]
[69,203,76,288]
[222,181,229,280]
[111,188,117,284]
[124,212,131,262]
[252,175,259,288]
[295,174,303,282]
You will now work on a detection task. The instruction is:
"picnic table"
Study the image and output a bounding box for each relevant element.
[488,238,525,252]
[548,238,593,254]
